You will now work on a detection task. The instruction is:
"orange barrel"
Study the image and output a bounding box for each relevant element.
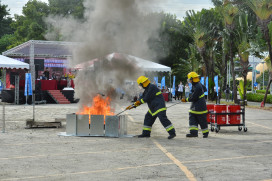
[214,104,227,124]
[228,105,241,124]
[206,104,214,123]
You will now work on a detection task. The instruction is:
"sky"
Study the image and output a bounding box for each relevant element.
[1,0,214,20]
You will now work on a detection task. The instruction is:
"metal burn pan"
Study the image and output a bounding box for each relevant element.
[76,114,90,136]
[90,115,104,136]
[66,114,77,135]
[119,115,127,136]
[105,116,119,137]
[66,114,128,137]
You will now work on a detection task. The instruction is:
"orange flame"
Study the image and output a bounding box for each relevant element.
[77,94,114,124]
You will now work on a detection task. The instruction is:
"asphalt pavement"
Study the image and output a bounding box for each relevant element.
[0,101,272,181]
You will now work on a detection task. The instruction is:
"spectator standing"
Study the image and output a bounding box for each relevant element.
[161,86,165,93]
[213,86,221,101]
[225,84,230,102]
[165,86,169,93]
[185,83,190,99]
[177,81,184,100]
[174,85,178,100]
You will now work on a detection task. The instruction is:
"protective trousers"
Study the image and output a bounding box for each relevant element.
[189,113,209,136]
[142,110,175,136]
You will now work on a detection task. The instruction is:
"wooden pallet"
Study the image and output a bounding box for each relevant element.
[26,119,62,129]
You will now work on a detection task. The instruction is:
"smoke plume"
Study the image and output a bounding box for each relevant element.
[46,0,164,109]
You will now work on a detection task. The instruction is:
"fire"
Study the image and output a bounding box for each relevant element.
[77,94,114,124]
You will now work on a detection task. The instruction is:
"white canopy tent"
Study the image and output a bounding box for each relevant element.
[0,55,29,92]
[108,53,171,72]
[74,53,171,72]
[0,55,29,69]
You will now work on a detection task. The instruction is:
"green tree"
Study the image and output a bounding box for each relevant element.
[222,0,239,103]
[212,0,224,6]
[11,0,50,46]
[48,0,85,19]
[149,13,192,83]
[236,14,251,102]
[0,34,17,53]
[233,0,272,106]
[0,3,14,37]
[185,44,202,72]
[183,9,223,99]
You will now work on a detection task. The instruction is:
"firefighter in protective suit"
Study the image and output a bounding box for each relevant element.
[182,72,209,138]
[132,76,176,139]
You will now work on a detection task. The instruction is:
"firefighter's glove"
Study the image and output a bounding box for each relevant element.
[134,100,141,107]
[181,98,187,102]
[126,104,136,110]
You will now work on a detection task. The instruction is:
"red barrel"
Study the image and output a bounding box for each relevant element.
[228,105,241,124]
[206,104,214,123]
[214,105,227,124]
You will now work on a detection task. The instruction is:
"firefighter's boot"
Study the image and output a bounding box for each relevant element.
[168,133,176,139]
[138,134,150,138]
[186,129,198,138]
[186,133,198,137]
[138,130,150,138]
[167,128,176,139]
[203,133,209,138]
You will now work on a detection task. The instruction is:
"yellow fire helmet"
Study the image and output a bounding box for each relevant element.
[187,72,200,83]
[137,76,150,88]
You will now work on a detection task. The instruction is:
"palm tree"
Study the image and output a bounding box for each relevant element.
[242,0,272,106]
[185,44,202,72]
[236,14,251,102]
[222,0,239,103]
[183,9,223,99]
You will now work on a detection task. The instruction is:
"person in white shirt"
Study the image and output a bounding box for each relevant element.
[185,83,190,98]
[177,81,184,100]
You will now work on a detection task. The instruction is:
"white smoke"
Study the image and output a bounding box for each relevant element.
[45,0,165,109]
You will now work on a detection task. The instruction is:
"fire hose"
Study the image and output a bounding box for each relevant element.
[116,101,185,116]
[115,103,136,116]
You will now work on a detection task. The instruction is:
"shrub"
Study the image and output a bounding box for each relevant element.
[256,90,271,94]
[246,93,272,103]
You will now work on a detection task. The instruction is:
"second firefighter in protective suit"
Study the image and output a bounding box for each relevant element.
[182,72,209,138]
[132,76,176,139]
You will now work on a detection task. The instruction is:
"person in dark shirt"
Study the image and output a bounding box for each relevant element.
[44,68,50,80]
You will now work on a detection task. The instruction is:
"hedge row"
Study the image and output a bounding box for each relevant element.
[256,90,271,94]
[246,93,272,103]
